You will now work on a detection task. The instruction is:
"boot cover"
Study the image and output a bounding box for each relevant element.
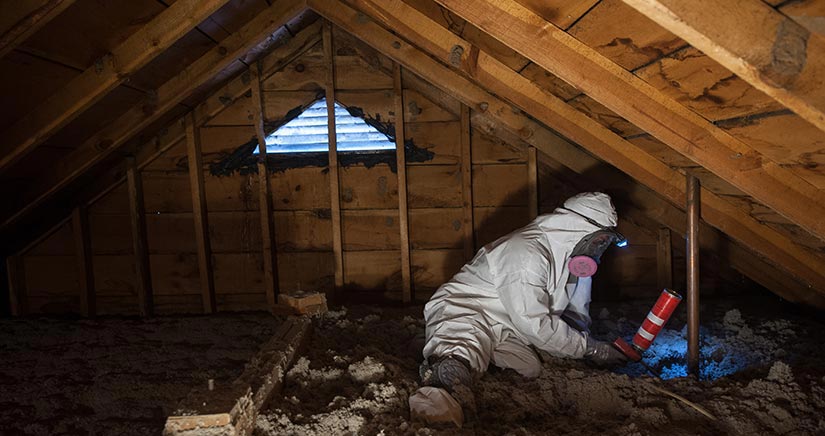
[409,386,463,427]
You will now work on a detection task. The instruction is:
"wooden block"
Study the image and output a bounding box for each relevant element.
[164,414,231,433]
[278,292,328,315]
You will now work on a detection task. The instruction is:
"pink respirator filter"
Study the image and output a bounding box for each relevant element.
[568,256,598,277]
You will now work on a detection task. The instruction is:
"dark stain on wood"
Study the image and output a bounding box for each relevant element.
[761,19,809,89]
[714,109,794,129]
[602,37,666,62]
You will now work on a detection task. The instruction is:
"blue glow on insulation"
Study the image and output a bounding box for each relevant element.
[618,324,769,381]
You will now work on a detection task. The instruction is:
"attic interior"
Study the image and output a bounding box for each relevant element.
[1,0,824,434]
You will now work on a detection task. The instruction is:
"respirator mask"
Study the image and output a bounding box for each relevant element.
[560,207,627,278]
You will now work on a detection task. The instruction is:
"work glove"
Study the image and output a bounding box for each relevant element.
[584,336,628,366]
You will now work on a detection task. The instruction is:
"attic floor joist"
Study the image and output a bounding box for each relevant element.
[623,0,825,135]
[0,0,233,173]
[433,0,825,244]
[0,0,307,231]
[308,0,825,306]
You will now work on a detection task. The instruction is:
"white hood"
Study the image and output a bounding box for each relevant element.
[535,192,618,291]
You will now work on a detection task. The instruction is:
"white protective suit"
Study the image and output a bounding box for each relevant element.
[422,192,618,378]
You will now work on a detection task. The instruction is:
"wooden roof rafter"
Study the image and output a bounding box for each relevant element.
[622,0,825,135]
[0,0,308,231]
[0,0,234,174]
[306,0,825,304]
[433,0,825,244]
[400,71,820,305]
[1,18,323,260]
[0,0,76,60]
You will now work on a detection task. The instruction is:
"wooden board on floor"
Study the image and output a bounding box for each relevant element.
[164,317,311,436]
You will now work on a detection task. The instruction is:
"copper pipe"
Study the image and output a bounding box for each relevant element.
[686,173,700,377]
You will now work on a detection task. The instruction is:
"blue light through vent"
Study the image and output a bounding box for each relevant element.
[257,98,395,154]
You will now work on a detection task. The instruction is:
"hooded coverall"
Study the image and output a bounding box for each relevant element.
[422,192,618,378]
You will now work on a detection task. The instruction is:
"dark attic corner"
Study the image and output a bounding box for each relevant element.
[1,0,824,435]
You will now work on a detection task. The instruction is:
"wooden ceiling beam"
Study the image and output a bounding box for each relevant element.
[623,0,825,135]
[403,47,825,308]
[433,0,825,243]
[0,0,76,59]
[3,21,322,263]
[0,0,233,173]
[307,0,825,303]
[88,20,321,212]
[1,0,308,231]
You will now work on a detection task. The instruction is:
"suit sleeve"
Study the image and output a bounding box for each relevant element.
[496,270,588,359]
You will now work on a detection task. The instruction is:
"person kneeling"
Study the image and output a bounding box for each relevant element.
[409,192,628,426]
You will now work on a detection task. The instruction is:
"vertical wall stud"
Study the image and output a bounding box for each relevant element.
[393,63,412,303]
[657,227,673,290]
[185,112,217,314]
[686,172,701,377]
[126,156,153,317]
[527,146,538,219]
[250,63,280,310]
[460,104,474,261]
[324,21,344,297]
[72,206,95,317]
[6,255,27,316]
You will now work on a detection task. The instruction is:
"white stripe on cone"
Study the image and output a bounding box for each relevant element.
[636,328,655,341]
[646,311,665,326]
